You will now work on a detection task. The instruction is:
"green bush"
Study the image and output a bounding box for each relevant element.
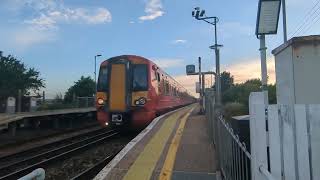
[223,102,247,120]
[37,102,75,111]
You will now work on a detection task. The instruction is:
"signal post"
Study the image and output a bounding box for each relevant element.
[186,58,216,114]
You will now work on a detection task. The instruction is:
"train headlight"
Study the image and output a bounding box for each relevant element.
[135,97,147,106]
[97,98,105,105]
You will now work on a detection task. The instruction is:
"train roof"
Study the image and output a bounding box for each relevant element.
[101,55,193,96]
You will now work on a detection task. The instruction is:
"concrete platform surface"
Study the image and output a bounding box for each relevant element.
[94,104,217,180]
[0,107,96,125]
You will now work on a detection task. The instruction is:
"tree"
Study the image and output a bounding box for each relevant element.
[0,53,45,98]
[64,76,95,103]
[220,71,234,92]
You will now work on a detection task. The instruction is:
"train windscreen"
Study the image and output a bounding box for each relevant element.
[97,66,108,91]
[132,64,148,91]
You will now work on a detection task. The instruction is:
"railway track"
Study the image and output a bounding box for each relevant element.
[0,128,119,180]
[0,123,100,154]
[71,150,121,180]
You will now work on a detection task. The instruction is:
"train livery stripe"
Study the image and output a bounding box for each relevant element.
[109,64,126,111]
[159,106,195,180]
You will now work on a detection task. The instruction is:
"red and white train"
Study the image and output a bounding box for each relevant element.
[96,55,195,129]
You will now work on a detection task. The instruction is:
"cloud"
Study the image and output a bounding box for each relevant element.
[139,0,164,21]
[5,0,112,48]
[224,57,276,84]
[172,39,187,44]
[129,21,135,24]
[24,6,112,30]
[153,58,184,69]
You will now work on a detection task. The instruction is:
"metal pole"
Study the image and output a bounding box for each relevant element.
[198,57,202,96]
[214,17,222,106]
[94,55,97,92]
[282,0,288,42]
[214,18,218,45]
[199,57,204,113]
[259,35,269,104]
[215,48,221,106]
[18,89,22,113]
[202,73,205,97]
[202,73,205,112]
[42,91,45,103]
[213,18,222,171]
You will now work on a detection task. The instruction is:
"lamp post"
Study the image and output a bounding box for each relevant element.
[192,7,222,107]
[256,0,281,105]
[282,0,287,42]
[94,54,102,92]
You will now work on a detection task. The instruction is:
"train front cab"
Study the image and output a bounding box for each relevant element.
[96,56,156,129]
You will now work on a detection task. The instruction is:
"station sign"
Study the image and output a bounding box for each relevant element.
[186,65,196,75]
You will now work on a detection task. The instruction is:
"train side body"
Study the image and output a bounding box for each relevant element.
[96,55,195,129]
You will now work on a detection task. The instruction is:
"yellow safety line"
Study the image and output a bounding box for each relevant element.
[159,107,195,180]
[123,107,191,180]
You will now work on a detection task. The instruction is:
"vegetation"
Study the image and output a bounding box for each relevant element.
[216,71,277,116]
[0,53,45,98]
[64,76,95,103]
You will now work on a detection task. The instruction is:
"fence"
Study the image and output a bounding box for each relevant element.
[205,89,251,180]
[0,96,95,114]
[249,92,320,180]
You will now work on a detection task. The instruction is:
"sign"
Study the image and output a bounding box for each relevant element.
[256,0,281,35]
[196,82,201,93]
[7,97,15,107]
[186,65,196,75]
[30,98,37,107]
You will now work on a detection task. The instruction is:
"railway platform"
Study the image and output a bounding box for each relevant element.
[0,107,96,136]
[0,107,96,126]
[94,104,218,180]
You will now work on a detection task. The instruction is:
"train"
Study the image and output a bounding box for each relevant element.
[96,55,195,129]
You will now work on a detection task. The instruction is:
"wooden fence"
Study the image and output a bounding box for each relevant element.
[249,92,320,180]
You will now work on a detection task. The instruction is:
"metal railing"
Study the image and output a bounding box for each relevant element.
[218,116,251,180]
[205,89,251,180]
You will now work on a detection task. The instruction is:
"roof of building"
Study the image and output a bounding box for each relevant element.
[272,35,320,55]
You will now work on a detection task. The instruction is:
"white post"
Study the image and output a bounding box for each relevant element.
[249,92,268,180]
[6,97,16,114]
[308,105,320,179]
[30,97,37,112]
[268,105,282,180]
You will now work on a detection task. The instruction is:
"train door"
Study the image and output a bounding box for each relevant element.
[109,64,127,112]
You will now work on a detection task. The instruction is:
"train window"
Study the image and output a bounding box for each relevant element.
[165,81,169,95]
[157,73,160,82]
[97,66,108,91]
[132,64,148,91]
[153,71,157,81]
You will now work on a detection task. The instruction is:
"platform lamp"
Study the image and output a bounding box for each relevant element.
[192,7,222,107]
[256,0,281,105]
[94,54,102,92]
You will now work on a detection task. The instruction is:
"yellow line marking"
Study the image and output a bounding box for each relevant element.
[123,107,192,180]
[159,107,195,180]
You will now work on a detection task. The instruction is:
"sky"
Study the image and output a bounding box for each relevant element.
[0,0,319,98]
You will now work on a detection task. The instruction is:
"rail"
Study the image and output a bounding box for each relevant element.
[205,89,251,180]
[0,130,119,180]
